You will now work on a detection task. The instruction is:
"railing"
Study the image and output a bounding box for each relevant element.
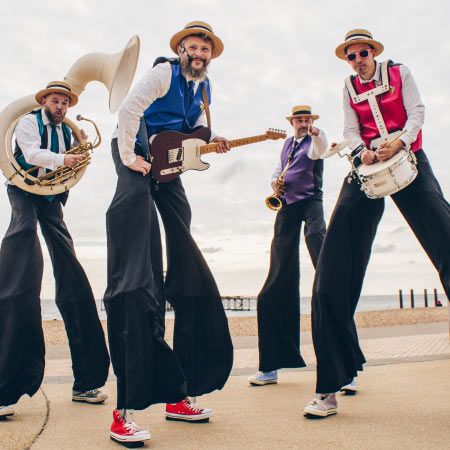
[165,296,252,312]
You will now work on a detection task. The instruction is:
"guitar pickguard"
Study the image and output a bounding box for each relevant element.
[151,127,212,182]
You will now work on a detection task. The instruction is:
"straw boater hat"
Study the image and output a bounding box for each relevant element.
[286,105,319,122]
[335,29,384,60]
[35,81,78,106]
[170,21,224,58]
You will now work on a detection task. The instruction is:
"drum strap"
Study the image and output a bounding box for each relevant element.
[345,61,390,143]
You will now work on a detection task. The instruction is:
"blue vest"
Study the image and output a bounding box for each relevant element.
[142,60,211,138]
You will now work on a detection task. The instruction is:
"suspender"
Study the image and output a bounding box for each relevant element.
[344,61,391,141]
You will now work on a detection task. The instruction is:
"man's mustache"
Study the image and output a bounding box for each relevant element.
[187,55,207,64]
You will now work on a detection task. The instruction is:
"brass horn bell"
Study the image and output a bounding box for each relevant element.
[265,194,283,211]
[0,36,140,196]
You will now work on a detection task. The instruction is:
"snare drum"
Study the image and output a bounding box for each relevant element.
[356,149,418,199]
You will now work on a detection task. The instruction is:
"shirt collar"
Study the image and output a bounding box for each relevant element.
[358,60,381,84]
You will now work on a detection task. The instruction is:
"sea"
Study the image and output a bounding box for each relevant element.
[41,292,443,320]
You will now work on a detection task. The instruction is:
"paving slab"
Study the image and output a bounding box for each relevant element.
[29,360,450,450]
[0,389,47,450]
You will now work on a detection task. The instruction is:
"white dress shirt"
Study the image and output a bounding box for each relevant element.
[271,130,328,181]
[343,61,425,151]
[114,62,213,166]
[14,108,67,176]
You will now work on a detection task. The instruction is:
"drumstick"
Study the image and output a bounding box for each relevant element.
[373,131,407,163]
[383,130,406,147]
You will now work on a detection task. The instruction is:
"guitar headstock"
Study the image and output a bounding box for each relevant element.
[266,128,287,140]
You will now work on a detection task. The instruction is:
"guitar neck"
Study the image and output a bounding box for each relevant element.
[200,134,268,155]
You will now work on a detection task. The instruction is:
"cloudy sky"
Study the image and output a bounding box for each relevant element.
[0,0,448,299]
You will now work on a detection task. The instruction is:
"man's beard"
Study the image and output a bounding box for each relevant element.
[181,55,209,80]
[295,128,309,138]
[45,108,65,124]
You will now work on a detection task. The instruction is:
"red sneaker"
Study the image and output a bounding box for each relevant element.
[110,410,151,444]
[165,398,213,422]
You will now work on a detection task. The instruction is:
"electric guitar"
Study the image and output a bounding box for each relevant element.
[150,126,286,183]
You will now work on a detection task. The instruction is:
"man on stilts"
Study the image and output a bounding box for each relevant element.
[0,81,110,420]
[248,105,327,386]
[104,21,233,445]
[304,29,450,418]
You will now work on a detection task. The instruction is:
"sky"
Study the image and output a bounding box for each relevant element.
[0,0,449,299]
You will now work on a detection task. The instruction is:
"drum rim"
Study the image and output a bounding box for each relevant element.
[357,149,409,176]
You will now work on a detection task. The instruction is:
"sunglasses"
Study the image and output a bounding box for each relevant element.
[346,49,370,61]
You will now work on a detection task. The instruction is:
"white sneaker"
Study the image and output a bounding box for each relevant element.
[247,371,278,386]
[340,378,358,395]
[304,394,337,418]
[0,405,15,418]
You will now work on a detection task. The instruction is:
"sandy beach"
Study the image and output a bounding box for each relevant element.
[42,307,448,345]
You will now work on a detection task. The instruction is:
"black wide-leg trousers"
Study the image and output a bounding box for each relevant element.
[312,150,450,394]
[104,139,233,410]
[0,186,109,406]
[257,197,326,372]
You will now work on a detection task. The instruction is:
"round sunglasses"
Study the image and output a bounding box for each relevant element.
[346,49,370,61]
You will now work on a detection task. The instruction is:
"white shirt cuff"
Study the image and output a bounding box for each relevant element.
[122,153,137,166]
[399,133,413,150]
[55,153,65,169]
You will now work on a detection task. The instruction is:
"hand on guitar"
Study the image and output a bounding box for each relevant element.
[375,139,404,162]
[212,136,230,153]
[127,155,151,176]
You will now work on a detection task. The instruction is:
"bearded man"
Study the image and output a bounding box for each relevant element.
[104,21,233,445]
[0,82,110,420]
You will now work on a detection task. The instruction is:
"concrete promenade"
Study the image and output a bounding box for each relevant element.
[2,321,449,450]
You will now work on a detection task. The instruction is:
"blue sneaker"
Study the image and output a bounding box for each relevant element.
[247,371,278,386]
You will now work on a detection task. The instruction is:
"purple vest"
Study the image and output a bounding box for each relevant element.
[280,136,323,204]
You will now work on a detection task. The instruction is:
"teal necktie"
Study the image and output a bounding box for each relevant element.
[45,124,60,202]
[50,124,60,153]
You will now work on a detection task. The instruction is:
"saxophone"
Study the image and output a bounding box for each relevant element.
[265,172,286,211]
[265,153,294,212]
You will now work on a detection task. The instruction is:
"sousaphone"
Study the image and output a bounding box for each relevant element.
[0,35,140,195]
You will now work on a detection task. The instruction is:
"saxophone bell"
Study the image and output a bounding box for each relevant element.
[265,176,285,211]
[265,194,283,211]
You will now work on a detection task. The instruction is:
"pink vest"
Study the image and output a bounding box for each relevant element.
[349,64,422,152]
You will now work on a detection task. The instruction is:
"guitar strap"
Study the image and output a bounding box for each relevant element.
[139,86,210,160]
[201,85,211,129]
